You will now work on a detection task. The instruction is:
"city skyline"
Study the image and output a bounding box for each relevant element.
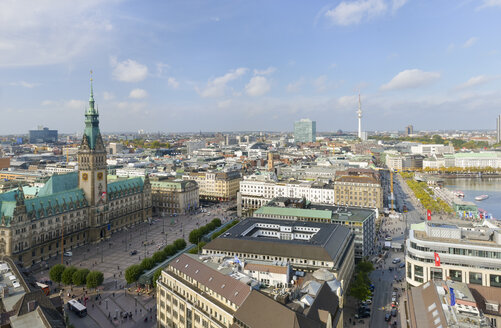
[1,1,501,134]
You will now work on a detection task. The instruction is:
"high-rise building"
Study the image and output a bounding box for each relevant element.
[29,127,58,143]
[406,125,414,136]
[357,95,362,139]
[497,115,501,143]
[294,118,316,143]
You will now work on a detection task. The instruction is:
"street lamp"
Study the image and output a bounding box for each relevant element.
[162,211,165,234]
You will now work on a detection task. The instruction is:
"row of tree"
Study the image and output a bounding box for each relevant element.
[349,261,374,301]
[369,135,490,150]
[188,218,222,244]
[403,175,454,214]
[188,219,239,254]
[49,264,104,289]
[125,238,187,284]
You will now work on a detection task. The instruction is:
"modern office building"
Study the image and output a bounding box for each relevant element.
[294,119,316,143]
[0,80,152,267]
[333,168,383,212]
[405,222,501,288]
[151,178,199,215]
[156,253,344,328]
[406,125,414,136]
[182,170,240,202]
[202,218,355,284]
[253,197,376,260]
[29,127,58,144]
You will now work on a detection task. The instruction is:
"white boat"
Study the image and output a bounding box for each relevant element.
[475,195,489,201]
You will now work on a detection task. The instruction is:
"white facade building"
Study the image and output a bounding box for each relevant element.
[239,178,334,214]
[410,144,454,156]
[406,222,501,288]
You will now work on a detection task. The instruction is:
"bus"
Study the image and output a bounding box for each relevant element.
[36,282,50,296]
[67,299,87,317]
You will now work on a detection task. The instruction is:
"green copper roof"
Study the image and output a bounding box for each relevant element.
[25,188,87,219]
[38,172,78,197]
[0,189,18,223]
[107,177,145,199]
[83,77,101,150]
[254,206,333,220]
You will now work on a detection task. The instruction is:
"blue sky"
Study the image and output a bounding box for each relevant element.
[1,0,501,134]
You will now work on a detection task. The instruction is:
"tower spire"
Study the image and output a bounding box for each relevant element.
[357,93,362,139]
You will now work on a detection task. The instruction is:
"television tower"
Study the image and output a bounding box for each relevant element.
[357,94,362,139]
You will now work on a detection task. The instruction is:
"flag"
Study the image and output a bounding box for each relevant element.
[427,209,431,221]
[101,191,106,200]
[450,287,456,306]
[434,252,441,266]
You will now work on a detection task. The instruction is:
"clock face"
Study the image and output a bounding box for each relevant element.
[82,173,88,181]
[97,172,103,180]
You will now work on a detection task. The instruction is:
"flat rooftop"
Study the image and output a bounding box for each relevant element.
[204,218,352,265]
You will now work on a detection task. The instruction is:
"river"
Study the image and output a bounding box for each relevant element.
[443,177,501,219]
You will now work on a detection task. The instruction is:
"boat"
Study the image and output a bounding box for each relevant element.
[454,191,465,198]
[475,195,489,201]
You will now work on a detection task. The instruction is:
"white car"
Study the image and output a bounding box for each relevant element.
[63,251,73,257]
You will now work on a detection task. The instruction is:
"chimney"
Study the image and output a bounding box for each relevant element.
[27,300,37,312]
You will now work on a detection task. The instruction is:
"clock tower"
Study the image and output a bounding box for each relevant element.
[78,73,108,240]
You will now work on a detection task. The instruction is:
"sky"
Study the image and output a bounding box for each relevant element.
[1,0,501,134]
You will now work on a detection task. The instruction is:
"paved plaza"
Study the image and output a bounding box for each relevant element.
[35,202,235,328]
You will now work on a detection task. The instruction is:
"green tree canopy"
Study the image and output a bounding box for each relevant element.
[86,271,104,289]
[72,269,90,286]
[49,264,66,283]
[173,239,186,250]
[61,266,78,285]
[125,264,143,284]
[152,268,163,288]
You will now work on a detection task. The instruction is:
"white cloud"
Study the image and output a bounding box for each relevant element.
[463,37,478,48]
[156,62,170,76]
[477,0,501,10]
[197,68,248,98]
[42,99,86,110]
[286,79,304,93]
[253,67,276,76]
[391,0,408,12]
[325,0,388,25]
[9,81,38,88]
[129,88,148,99]
[217,99,232,109]
[116,101,148,114]
[102,91,115,101]
[110,57,149,83]
[381,69,441,91]
[245,76,271,97]
[456,75,497,89]
[168,77,179,89]
[314,75,328,92]
[0,0,114,67]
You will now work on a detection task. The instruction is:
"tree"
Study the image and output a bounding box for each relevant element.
[61,266,78,285]
[152,251,166,264]
[349,274,371,301]
[173,239,186,250]
[163,245,177,257]
[357,260,374,274]
[86,271,104,289]
[125,264,143,284]
[152,268,163,288]
[189,229,202,244]
[140,258,155,271]
[72,269,90,286]
[212,218,222,227]
[49,264,66,284]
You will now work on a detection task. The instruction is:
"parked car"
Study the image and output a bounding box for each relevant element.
[391,308,398,317]
[359,307,371,313]
[129,250,138,256]
[385,236,393,241]
[63,251,72,257]
[363,299,372,305]
[392,258,401,264]
[399,262,405,268]
[385,313,391,321]
[355,312,370,319]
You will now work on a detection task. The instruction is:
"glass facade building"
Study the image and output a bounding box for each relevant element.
[29,127,58,143]
[294,119,316,143]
